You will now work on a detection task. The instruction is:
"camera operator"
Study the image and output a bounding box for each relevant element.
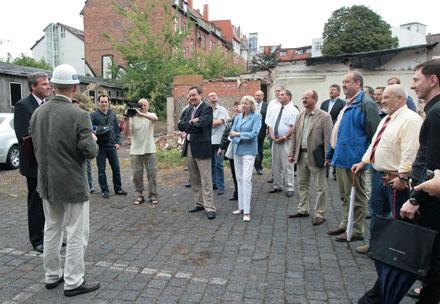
[124,99,159,205]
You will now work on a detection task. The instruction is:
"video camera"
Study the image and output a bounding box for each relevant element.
[124,102,142,117]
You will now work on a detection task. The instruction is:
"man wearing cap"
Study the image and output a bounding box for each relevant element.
[30,64,100,296]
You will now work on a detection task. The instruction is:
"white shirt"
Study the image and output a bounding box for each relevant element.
[269,102,299,137]
[265,99,281,127]
[32,93,45,105]
[211,104,227,145]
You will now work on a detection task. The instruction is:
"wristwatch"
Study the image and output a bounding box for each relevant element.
[399,176,409,183]
[409,197,419,206]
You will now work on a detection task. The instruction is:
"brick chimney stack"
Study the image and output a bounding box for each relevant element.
[203,4,209,21]
[187,0,193,9]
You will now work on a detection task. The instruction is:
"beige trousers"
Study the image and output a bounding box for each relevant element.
[297,151,328,218]
[131,153,158,200]
[187,143,216,212]
[336,167,369,237]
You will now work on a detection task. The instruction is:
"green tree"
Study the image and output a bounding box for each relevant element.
[248,49,279,72]
[322,5,398,56]
[189,49,246,79]
[1,53,52,70]
[104,0,193,118]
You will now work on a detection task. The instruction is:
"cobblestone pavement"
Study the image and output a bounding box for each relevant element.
[0,146,416,304]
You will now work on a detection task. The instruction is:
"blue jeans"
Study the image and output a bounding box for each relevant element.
[87,159,94,191]
[211,144,225,190]
[96,146,122,193]
[369,170,409,242]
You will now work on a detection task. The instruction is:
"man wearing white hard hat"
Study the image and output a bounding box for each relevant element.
[30,64,100,297]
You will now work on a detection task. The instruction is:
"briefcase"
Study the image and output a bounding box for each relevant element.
[368,215,437,276]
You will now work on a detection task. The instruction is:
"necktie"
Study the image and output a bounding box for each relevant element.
[274,106,284,138]
[370,115,391,163]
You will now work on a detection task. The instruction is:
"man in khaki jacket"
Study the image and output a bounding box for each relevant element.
[288,90,333,225]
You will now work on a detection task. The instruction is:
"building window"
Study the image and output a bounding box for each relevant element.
[102,55,113,78]
[183,47,186,58]
[314,42,322,51]
[174,18,179,32]
[259,47,264,54]
[210,40,213,51]
[296,49,304,55]
[191,39,194,53]
[108,91,111,98]
[203,36,206,50]
[9,82,22,107]
[197,32,201,45]
[280,51,287,57]
[89,90,96,103]
[213,41,216,49]
[60,27,66,38]
[182,22,186,34]
[306,48,312,54]
[271,47,277,53]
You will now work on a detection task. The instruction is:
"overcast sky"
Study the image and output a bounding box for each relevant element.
[1,0,439,59]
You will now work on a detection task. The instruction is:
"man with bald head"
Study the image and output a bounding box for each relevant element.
[387,76,417,111]
[254,90,267,175]
[288,90,333,225]
[352,85,422,254]
[124,98,159,205]
[325,71,380,242]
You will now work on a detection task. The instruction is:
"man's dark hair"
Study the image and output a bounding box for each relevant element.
[364,86,374,95]
[375,86,385,91]
[188,85,203,95]
[415,59,440,87]
[98,94,109,102]
[352,71,364,87]
[28,72,49,91]
[330,84,340,93]
[285,90,292,101]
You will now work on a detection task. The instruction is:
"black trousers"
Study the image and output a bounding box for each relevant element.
[418,233,440,304]
[26,177,45,247]
[254,138,264,170]
[229,158,238,196]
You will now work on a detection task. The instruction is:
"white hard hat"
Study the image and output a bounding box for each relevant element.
[50,64,80,87]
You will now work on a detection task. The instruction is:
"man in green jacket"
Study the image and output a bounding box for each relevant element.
[30,64,100,297]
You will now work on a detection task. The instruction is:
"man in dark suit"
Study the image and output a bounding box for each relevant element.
[320,84,345,180]
[178,86,216,220]
[254,90,267,175]
[14,72,50,253]
[320,84,345,124]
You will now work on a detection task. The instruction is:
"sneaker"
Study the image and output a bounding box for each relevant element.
[233,209,243,215]
[243,215,251,222]
[101,192,109,198]
[115,189,127,196]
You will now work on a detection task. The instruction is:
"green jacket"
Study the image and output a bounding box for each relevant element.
[30,94,99,203]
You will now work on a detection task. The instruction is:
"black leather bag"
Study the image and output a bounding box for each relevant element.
[313,143,325,168]
[368,215,437,276]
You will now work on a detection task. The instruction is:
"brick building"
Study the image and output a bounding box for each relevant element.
[82,0,247,77]
[258,45,312,64]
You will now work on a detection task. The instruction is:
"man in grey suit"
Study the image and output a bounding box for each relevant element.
[14,72,50,253]
[320,84,345,180]
[254,90,267,175]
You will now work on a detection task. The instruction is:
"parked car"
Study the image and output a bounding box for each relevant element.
[0,113,19,169]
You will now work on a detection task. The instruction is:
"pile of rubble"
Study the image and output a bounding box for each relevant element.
[154,131,185,151]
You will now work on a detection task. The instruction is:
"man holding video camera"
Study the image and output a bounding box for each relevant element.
[124,99,159,205]
[90,94,127,199]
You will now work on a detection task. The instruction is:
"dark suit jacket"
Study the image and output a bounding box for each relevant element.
[257,101,268,141]
[14,94,40,178]
[178,101,213,159]
[320,97,345,124]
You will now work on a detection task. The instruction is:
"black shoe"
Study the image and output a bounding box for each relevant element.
[62,242,66,247]
[90,189,96,194]
[185,183,191,188]
[46,276,64,289]
[207,211,216,220]
[213,185,218,190]
[217,189,224,195]
[229,195,238,201]
[33,244,44,253]
[268,188,282,193]
[285,191,294,197]
[101,192,109,198]
[189,206,205,213]
[115,189,127,196]
[64,281,100,297]
[256,168,262,175]
[365,214,372,219]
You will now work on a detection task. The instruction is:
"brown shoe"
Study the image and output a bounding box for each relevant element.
[288,212,309,218]
[327,227,345,235]
[356,243,370,254]
[335,232,364,242]
[312,217,325,226]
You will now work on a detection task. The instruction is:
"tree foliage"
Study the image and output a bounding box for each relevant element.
[1,53,52,70]
[105,0,245,119]
[322,5,398,56]
[248,49,279,73]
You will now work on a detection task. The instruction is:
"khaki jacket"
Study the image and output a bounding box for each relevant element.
[30,94,98,203]
[289,108,332,167]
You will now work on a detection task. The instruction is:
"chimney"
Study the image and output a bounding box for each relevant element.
[203,4,209,20]
[187,0,193,9]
